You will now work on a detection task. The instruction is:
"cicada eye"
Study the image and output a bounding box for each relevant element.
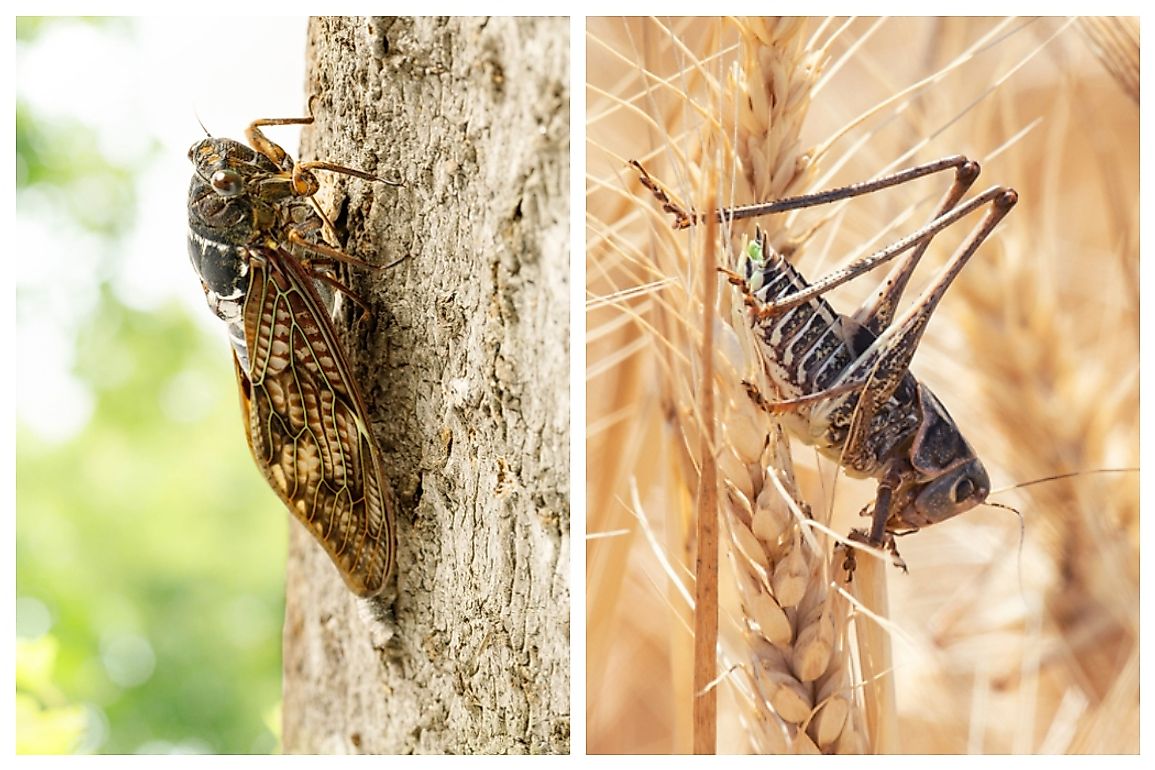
[211,169,245,198]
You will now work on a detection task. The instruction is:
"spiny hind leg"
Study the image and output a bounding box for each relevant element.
[852,160,980,335]
[838,186,1018,471]
[629,159,697,229]
[828,188,1017,569]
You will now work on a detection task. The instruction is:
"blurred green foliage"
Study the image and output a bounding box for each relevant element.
[15,16,133,42]
[16,636,88,754]
[16,17,286,754]
[15,103,139,237]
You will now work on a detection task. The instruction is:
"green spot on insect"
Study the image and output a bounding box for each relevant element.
[744,236,765,267]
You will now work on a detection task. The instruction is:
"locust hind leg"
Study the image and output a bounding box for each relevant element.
[715,158,983,336]
[840,187,1017,549]
[629,159,696,229]
[843,186,1018,446]
[747,184,1011,320]
[634,155,978,234]
[852,161,980,336]
[635,156,999,325]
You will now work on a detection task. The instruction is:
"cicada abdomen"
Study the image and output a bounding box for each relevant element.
[186,118,396,597]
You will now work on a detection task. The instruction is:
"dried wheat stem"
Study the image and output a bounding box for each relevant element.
[695,17,869,754]
[842,549,897,752]
[691,165,720,754]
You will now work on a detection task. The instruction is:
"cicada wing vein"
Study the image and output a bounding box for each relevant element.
[235,244,396,597]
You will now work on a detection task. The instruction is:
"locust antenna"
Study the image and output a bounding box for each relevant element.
[985,466,1137,604]
[984,500,1027,602]
[989,467,1137,495]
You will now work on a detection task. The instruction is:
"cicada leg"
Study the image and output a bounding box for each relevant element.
[247,114,400,192]
[247,111,400,263]
[246,111,406,315]
[279,252,373,317]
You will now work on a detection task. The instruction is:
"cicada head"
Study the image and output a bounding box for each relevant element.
[187,138,277,325]
[187,138,275,239]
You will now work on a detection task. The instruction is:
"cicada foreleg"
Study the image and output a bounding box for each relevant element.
[247,114,401,192]
[245,111,405,314]
[247,111,399,256]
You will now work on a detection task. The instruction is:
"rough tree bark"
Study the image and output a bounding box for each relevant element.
[281,17,570,754]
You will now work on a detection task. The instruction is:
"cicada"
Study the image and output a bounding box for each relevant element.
[186,115,395,597]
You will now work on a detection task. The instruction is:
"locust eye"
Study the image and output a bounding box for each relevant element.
[909,458,990,527]
[211,169,244,197]
[952,476,976,503]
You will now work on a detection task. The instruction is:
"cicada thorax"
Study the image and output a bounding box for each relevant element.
[186,130,396,597]
[187,139,320,309]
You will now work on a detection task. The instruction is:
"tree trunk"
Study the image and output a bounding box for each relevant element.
[281,16,570,754]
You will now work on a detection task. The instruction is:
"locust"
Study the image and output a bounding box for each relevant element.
[187,114,397,597]
[631,156,1018,569]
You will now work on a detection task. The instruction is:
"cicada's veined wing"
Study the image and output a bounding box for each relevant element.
[233,243,396,597]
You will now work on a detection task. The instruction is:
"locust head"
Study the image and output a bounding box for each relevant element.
[894,383,990,530]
